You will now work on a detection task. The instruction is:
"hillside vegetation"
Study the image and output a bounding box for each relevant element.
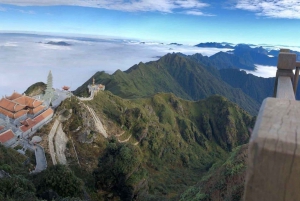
[78,91,255,200]
[24,82,46,96]
[74,53,259,115]
[180,145,248,201]
[0,89,254,201]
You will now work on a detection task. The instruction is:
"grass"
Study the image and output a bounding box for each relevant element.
[78,91,254,200]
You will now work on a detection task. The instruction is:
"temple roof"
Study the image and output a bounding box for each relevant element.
[0,98,26,112]
[13,96,43,108]
[0,129,15,144]
[28,105,45,115]
[6,92,23,100]
[0,126,4,131]
[62,86,70,90]
[20,118,35,127]
[0,107,29,119]
[20,108,53,132]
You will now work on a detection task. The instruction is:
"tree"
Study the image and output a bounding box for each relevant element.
[33,165,83,198]
[0,175,38,201]
[94,139,147,200]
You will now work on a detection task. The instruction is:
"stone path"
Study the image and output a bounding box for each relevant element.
[18,139,47,174]
[48,119,59,165]
[32,145,47,173]
[77,91,94,101]
[76,90,108,138]
[84,104,108,138]
[55,123,68,164]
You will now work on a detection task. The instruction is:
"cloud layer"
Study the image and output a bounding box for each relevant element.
[0,0,210,15]
[235,0,300,19]
[0,33,227,97]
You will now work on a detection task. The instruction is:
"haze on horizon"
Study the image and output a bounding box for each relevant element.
[0,0,300,46]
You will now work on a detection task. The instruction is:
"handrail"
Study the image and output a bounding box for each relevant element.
[294,61,300,93]
[273,50,298,97]
[244,49,300,201]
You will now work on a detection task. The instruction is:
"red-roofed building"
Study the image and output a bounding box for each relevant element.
[20,108,54,137]
[62,86,70,91]
[6,92,22,100]
[0,129,16,146]
[0,92,44,119]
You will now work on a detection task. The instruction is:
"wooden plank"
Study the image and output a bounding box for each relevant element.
[280,49,290,52]
[276,76,295,100]
[277,52,296,70]
[244,98,300,201]
[294,67,300,93]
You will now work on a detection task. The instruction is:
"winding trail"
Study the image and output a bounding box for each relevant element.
[77,91,94,101]
[84,104,108,138]
[48,119,59,165]
[55,123,68,164]
[115,131,125,137]
[118,134,132,143]
[32,145,47,173]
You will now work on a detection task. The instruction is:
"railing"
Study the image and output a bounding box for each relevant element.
[244,49,300,200]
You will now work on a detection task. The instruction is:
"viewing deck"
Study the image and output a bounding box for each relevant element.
[244,49,300,200]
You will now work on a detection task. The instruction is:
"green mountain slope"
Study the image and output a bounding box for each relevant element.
[24,82,46,97]
[75,91,255,200]
[180,145,248,201]
[74,53,259,115]
[219,69,275,103]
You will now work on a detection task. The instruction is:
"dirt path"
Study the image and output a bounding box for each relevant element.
[48,119,59,165]
[118,134,132,143]
[55,123,68,164]
[115,131,125,137]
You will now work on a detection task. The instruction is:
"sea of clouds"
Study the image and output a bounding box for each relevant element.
[0,33,277,97]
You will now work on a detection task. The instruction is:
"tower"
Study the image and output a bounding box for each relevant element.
[47,70,53,90]
[43,70,54,103]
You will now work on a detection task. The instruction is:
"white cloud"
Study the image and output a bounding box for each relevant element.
[235,0,300,19]
[184,10,215,16]
[0,0,211,15]
[0,33,227,97]
[243,65,277,78]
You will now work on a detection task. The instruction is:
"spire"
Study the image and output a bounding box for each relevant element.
[47,70,53,90]
[43,70,54,102]
[93,77,95,86]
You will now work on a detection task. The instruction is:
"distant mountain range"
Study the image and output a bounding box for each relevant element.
[195,42,234,49]
[75,53,261,115]
[193,43,283,70]
[74,44,300,116]
[45,41,72,46]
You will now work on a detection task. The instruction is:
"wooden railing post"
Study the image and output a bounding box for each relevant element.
[244,50,300,201]
[243,98,300,201]
[273,49,296,97]
[294,61,300,93]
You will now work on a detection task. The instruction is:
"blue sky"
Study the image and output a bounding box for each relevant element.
[0,0,300,46]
